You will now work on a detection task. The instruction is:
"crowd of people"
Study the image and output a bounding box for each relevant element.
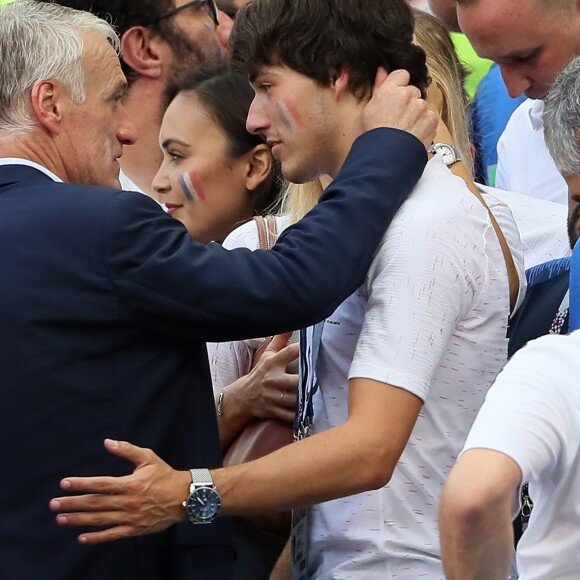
[0,0,579,579]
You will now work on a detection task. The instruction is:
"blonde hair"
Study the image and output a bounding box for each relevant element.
[280,180,323,224]
[413,9,473,177]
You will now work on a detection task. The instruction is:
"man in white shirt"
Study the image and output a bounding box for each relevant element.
[456,0,580,204]
[440,329,580,579]
[495,99,567,204]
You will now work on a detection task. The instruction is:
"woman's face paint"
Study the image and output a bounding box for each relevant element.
[152,92,258,244]
[178,170,207,203]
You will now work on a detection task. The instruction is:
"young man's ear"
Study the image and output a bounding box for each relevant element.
[330,69,351,99]
[120,26,164,80]
[245,144,273,191]
[30,80,64,135]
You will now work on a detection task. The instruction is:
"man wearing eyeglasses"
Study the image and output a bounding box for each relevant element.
[215,0,249,19]
[41,0,230,201]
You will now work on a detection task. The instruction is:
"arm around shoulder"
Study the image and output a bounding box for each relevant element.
[103,136,428,343]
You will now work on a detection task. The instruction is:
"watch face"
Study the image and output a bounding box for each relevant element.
[433,144,458,166]
[441,149,455,165]
[185,487,221,522]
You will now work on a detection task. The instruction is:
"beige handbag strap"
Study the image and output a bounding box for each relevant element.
[432,122,519,313]
[461,178,519,314]
[252,215,281,360]
[254,215,279,250]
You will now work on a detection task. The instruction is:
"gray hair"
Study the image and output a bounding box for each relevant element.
[0,1,119,135]
[544,56,580,176]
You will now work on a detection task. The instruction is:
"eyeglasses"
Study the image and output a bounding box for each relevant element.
[146,0,219,27]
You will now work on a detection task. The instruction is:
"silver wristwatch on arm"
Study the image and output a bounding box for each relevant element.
[429,142,460,166]
[182,468,221,524]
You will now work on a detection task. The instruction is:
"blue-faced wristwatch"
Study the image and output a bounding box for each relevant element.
[182,468,221,524]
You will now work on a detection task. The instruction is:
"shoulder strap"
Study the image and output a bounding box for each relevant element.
[254,215,279,250]
[470,186,519,313]
[444,156,519,313]
[433,121,519,313]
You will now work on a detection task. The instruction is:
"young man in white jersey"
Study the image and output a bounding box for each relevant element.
[50,1,522,577]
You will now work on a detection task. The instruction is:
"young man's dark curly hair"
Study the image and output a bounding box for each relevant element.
[229,0,429,99]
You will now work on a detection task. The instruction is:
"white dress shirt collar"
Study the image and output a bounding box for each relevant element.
[0,157,63,182]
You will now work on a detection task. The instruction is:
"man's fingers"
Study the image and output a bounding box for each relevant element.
[103,439,155,466]
[56,510,124,528]
[78,525,135,545]
[373,66,389,89]
[361,66,439,146]
[382,68,410,87]
[56,475,129,495]
[50,490,129,512]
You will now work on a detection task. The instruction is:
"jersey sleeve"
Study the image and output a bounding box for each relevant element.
[349,188,489,401]
[462,333,579,483]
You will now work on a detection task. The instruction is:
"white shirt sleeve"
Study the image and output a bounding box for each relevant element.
[495,128,511,192]
[463,333,580,482]
[348,189,487,400]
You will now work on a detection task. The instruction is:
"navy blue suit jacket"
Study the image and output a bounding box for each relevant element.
[0,129,426,580]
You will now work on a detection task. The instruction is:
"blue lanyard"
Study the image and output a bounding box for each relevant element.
[293,322,324,439]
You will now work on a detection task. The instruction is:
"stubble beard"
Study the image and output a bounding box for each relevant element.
[162,22,225,110]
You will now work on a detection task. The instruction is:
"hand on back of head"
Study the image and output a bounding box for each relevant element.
[362,68,438,150]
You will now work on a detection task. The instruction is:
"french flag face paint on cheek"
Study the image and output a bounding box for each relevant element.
[178,171,207,203]
[275,101,294,131]
[282,98,305,128]
[276,98,306,132]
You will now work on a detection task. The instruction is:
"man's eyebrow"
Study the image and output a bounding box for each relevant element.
[250,67,279,83]
[161,138,191,149]
[500,46,540,61]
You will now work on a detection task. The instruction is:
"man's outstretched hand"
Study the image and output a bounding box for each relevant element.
[49,439,189,544]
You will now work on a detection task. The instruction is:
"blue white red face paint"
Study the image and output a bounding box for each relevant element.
[178,170,207,203]
[275,98,305,132]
